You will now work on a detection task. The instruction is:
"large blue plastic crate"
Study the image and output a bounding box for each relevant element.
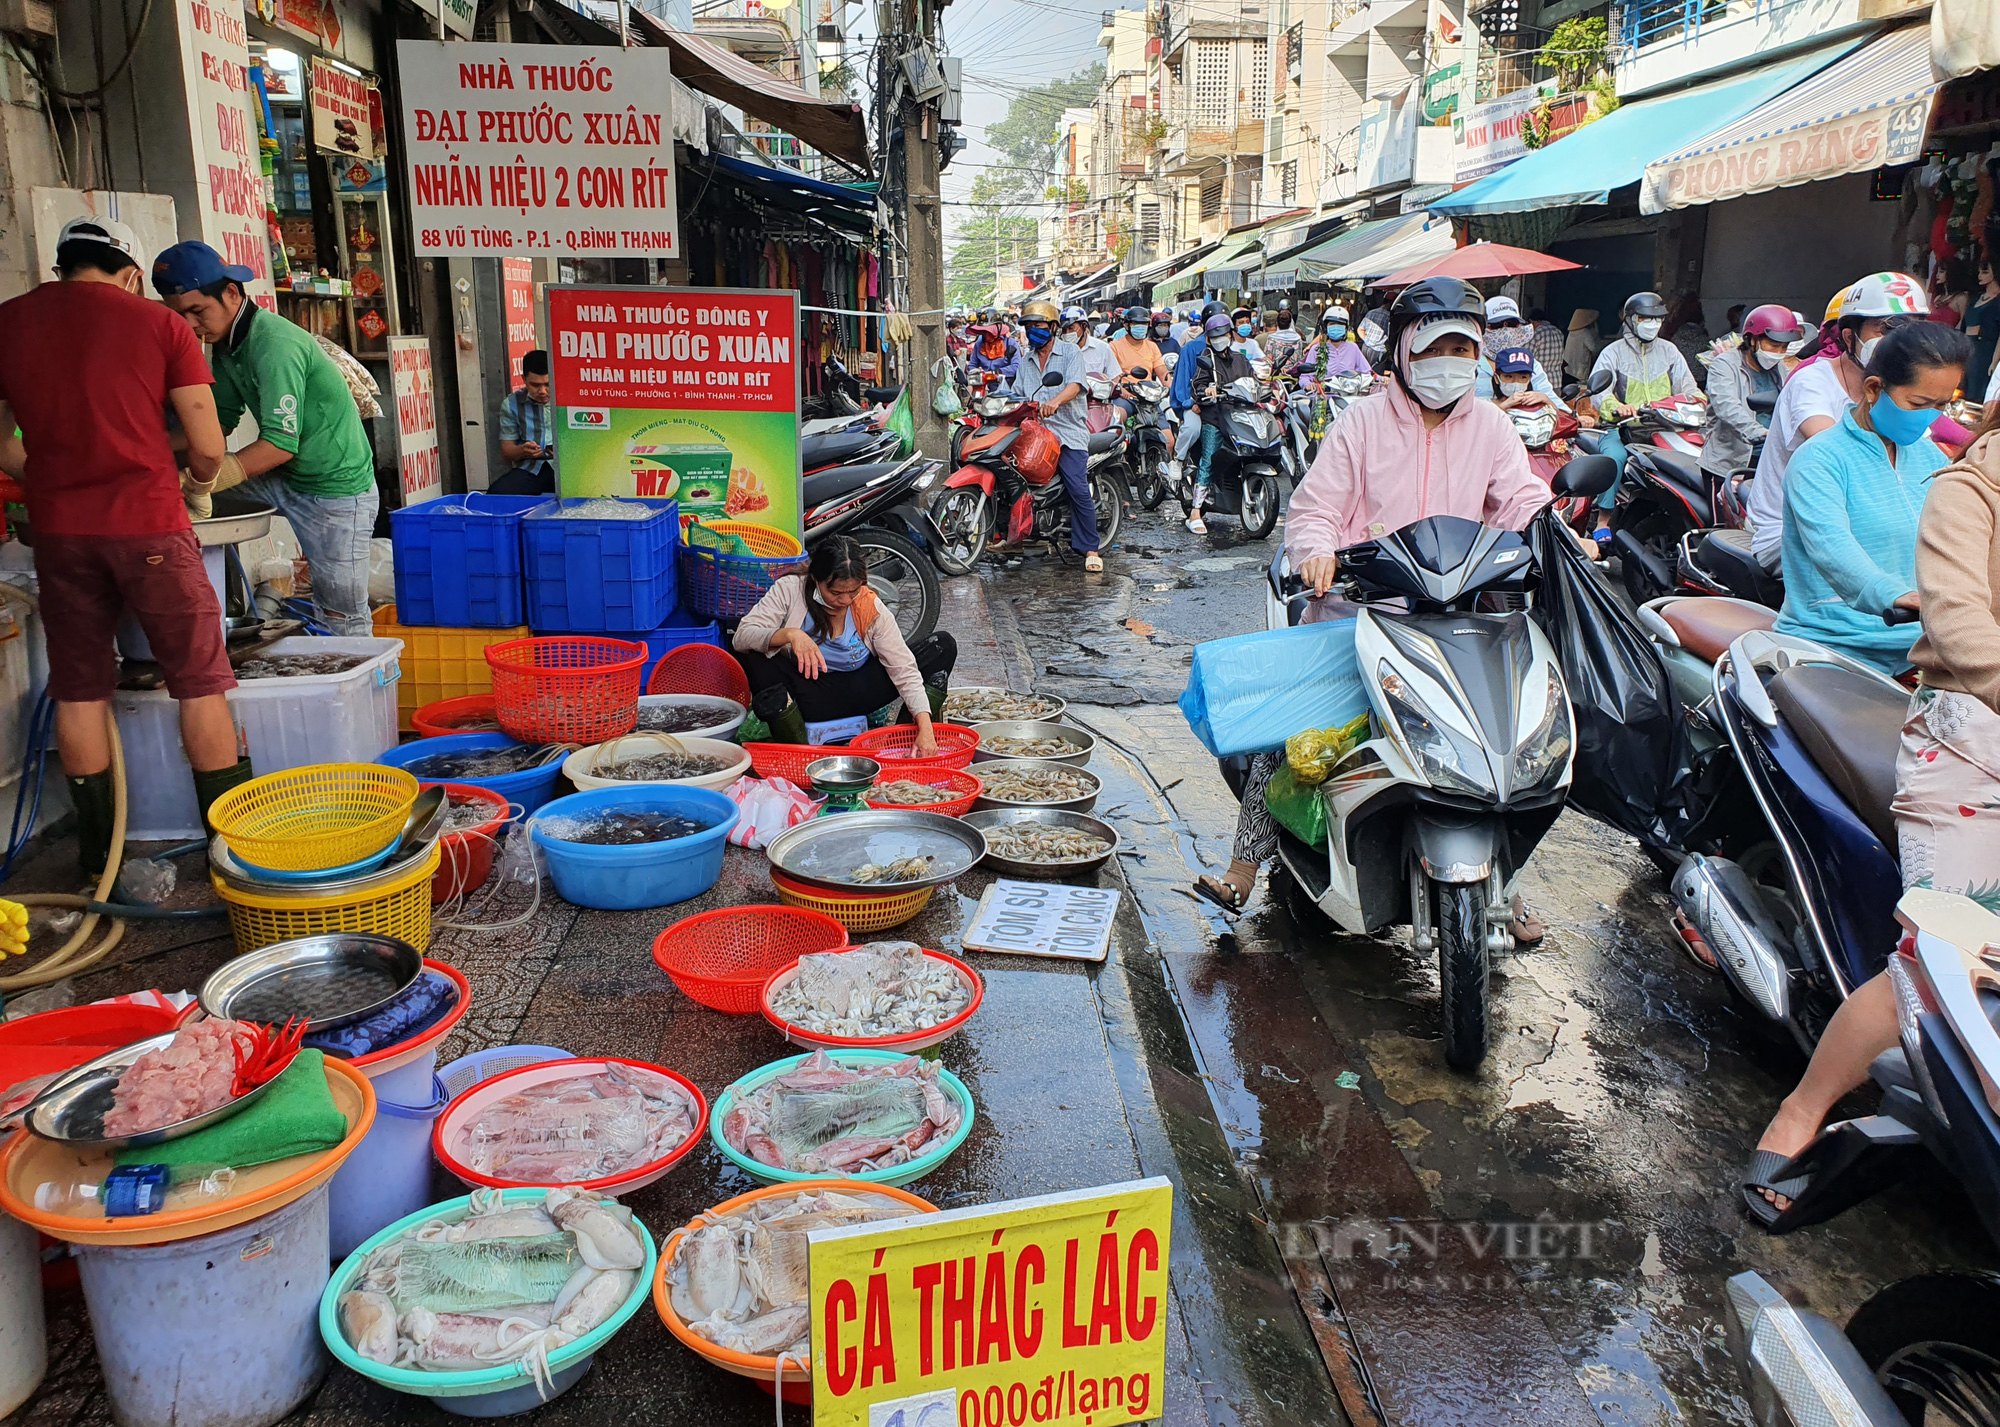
[389,493,542,628]
[537,604,721,687]
[522,497,680,632]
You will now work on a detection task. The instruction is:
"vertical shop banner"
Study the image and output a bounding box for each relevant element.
[547,285,802,540]
[805,1179,1173,1427]
[176,0,275,308]
[396,41,679,259]
[388,336,443,504]
[308,57,375,157]
[503,258,537,388]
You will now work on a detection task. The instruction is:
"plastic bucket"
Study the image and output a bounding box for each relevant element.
[0,1210,45,1416]
[529,786,739,911]
[73,1183,331,1427]
[327,1074,448,1260]
[376,734,564,817]
[424,783,511,905]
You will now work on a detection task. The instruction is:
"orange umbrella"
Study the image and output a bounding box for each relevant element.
[1376,241,1583,288]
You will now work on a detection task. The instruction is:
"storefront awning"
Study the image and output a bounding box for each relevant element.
[1257,214,1421,287]
[1121,242,1218,288]
[1330,217,1455,282]
[645,23,870,172]
[1639,24,1938,215]
[1061,261,1120,305]
[1429,40,1862,217]
[1168,233,1262,294]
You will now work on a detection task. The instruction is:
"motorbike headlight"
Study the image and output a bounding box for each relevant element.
[1511,669,1573,792]
[912,465,938,491]
[1379,662,1492,796]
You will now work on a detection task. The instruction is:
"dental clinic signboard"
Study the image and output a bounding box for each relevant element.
[806,1179,1173,1427]
[396,41,678,258]
[547,285,803,541]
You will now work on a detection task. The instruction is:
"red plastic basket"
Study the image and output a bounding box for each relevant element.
[849,723,979,770]
[651,905,852,1014]
[864,767,982,817]
[647,643,751,705]
[425,782,511,905]
[413,695,500,739]
[484,636,645,745]
[741,742,829,785]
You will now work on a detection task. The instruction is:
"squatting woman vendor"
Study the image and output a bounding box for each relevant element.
[733,537,957,752]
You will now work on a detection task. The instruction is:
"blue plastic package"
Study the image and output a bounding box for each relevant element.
[1179,618,1369,757]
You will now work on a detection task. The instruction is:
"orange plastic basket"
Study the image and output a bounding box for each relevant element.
[769,869,933,932]
[741,743,829,785]
[864,767,982,818]
[849,723,980,771]
[412,695,500,738]
[651,905,851,1013]
[485,636,645,745]
[646,643,752,705]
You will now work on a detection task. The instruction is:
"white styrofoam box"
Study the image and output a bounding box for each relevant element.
[114,636,405,841]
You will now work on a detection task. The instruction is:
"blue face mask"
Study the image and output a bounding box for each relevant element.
[1128,325,1145,340]
[1236,323,1253,338]
[1868,389,1935,446]
[1025,326,1053,348]
[1326,325,1347,340]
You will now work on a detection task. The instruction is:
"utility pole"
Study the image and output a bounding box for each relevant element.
[901,0,948,459]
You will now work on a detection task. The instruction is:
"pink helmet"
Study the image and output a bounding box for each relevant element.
[1741,303,1804,344]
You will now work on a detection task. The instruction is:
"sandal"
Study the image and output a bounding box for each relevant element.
[1084,552,1104,573]
[1509,897,1546,947]
[1740,1147,1814,1229]
[1185,514,1208,535]
[1193,863,1255,914]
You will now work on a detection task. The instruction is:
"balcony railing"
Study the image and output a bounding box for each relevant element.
[1619,0,1744,53]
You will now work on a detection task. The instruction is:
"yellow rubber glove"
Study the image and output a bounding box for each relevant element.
[0,898,28,960]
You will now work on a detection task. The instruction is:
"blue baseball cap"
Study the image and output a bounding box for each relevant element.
[1496,348,1535,376]
[151,240,255,297]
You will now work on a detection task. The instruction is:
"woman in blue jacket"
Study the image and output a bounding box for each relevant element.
[1774,321,1972,675]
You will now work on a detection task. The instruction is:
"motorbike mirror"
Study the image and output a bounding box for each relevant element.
[1747,390,1778,415]
[1162,352,1180,371]
[1587,370,1615,396]
[1560,382,1580,399]
[1041,371,1064,387]
[1550,453,1619,499]
[1129,366,1149,377]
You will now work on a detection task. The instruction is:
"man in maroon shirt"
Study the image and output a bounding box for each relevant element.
[0,217,251,876]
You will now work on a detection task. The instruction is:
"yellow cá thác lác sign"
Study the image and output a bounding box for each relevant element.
[808,1178,1173,1427]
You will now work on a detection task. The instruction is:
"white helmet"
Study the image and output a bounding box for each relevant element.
[1838,271,1929,320]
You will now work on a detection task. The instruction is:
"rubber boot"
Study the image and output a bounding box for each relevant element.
[925,682,949,722]
[68,770,116,880]
[192,758,254,836]
[754,689,810,745]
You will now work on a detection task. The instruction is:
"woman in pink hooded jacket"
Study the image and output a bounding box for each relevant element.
[1195,278,1558,937]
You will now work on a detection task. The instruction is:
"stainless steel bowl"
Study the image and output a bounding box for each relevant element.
[970,719,1094,768]
[208,834,436,898]
[804,755,881,792]
[192,496,275,549]
[765,808,987,892]
[199,933,423,1031]
[962,808,1120,878]
[941,686,1068,725]
[968,758,1100,814]
[24,1029,286,1149]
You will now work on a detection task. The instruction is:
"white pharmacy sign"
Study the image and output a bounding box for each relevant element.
[397,41,679,259]
[962,879,1121,962]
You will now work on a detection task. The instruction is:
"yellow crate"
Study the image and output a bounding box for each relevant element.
[374,605,531,731]
[214,842,441,955]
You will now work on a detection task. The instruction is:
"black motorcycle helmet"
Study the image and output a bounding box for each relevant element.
[1200,299,1228,322]
[1621,291,1669,324]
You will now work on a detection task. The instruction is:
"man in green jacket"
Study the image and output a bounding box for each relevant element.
[153,242,378,634]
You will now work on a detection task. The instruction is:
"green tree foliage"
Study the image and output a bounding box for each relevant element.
[947,180,1040,306]
[980,63,1105,203]
[1544,17,1609,91]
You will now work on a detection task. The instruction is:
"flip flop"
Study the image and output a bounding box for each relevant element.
[1740,1147,1814,1229]
[1084,553,1104,573]
[1193,874,1248,915]
[1510,900,1546,947]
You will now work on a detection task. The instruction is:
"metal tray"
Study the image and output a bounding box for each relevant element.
[209,833,435,898]
[764,809,986,892]
[199,933,423,1032]
[961,808,1120,878]
[941,686,1068,725]
[192,495,276,549]
[968,758,1100,814]
[24,1029,283,1150]
[970,720,1094,768]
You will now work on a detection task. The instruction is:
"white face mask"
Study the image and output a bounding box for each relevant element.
[1631,318,1663,342]
[1498,380,1530,398]
[1060,332,1081,348]
[1407,355,1478,409]
[1754,347,1784,371]
[1856,335,1881,366]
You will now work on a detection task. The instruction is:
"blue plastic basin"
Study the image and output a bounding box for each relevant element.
[529,785,739,910]
[376,733,564,817]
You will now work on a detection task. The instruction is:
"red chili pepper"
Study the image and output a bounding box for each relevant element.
[230,1016,307,1098]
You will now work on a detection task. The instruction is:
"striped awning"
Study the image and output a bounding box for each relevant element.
[1640,24,1938,215]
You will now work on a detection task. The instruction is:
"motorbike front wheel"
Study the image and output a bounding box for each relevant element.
[1434,879,1490,1072]
[927,487,990,577]
[851,528,941,644]
[1846,1272,2000,1426]
[1136,448,1167,510]
[1241,477,1280,539]
[1091,470,1124,550]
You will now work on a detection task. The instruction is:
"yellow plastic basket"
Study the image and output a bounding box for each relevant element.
[213,843,441,956]
[208,764,419,873]
[768,872,932,932]
[373,605,531,732]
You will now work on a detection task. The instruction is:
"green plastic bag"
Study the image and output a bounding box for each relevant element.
[1264,762,1329,850]
[684,520,757,558]
[885,386,916,458]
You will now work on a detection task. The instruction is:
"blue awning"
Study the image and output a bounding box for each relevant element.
[1430,40,1863,217]
[710,153,876,211]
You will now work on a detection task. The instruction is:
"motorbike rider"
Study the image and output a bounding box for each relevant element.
[1149,308,1182,359]
[1771,320,1968,675]
[1699,303,1799,486]
[1169,312,1259,536]
[1263,307,1301,362]
[945,310,974,366]
[967,309,1020,380]
[1063,305,1120,386]
[1283,306,1372,384]
[1192,277,1569,931]
[1109,306,1166,420]
[1747,272,1930,574]
[1231,306,1265,362]
[1584,290,1703,546]
[1163,303,1234,500]
[1477,343,1569,408]
[1004,299,1103,573]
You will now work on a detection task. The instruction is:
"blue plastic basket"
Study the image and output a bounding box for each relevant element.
[390,494,542,628]
[437,1045,574,1101]
[376,733,565,816]
[537,606,721,687]
[676,534,806,621]
[522,498,679,632]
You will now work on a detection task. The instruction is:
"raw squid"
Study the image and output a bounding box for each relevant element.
[768,941,971,1039]
[720,1050,962,1174]
[452,1063,697,1184]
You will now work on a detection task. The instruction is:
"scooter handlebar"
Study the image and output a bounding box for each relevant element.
[1883,605,1921,626]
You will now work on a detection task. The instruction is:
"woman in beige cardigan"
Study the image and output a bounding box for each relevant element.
[1741,412,2000,1228]
[732,536,956,751]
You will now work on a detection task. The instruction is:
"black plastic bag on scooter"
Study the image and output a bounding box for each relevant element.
[1528,513,1699,851]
